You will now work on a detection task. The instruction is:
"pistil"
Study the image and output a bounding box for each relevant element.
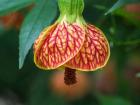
[64,67,77,85]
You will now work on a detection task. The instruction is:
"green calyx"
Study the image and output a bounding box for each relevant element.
[57,0,86,24]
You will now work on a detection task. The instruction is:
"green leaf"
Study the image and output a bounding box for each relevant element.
[105,0,140,15]
[19,0,57,69]
[0,0,35,16]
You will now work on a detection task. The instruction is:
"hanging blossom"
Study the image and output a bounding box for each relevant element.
[34,0,110,85]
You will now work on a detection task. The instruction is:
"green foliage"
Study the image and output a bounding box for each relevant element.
[27,72,66,105]
[98,95,133,105]
[0,0,35,16]
[105,0,140,15]
[19,0,57,69]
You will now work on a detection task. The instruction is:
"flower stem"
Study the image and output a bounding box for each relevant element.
[57,0,85,23]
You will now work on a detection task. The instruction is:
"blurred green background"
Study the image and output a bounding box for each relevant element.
[0,0,140,105]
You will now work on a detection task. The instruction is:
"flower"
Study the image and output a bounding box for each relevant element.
[34,0,110,85]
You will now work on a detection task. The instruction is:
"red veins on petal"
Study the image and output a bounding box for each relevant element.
[34,22,85,70]
[65,24,110,71]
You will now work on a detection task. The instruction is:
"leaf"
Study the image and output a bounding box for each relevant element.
[105,0,140,15]
[0,0,35,16]
[19,0,57,69]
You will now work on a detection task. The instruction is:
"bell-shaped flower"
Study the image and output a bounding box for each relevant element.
[34,0,110,85]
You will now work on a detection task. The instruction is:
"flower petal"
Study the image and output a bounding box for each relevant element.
[34,22,85,70]
[65,24,110,71]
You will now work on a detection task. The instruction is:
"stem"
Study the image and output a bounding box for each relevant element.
[58,0,85,23]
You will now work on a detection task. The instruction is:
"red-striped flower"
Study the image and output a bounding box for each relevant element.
[34,0,110,85]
